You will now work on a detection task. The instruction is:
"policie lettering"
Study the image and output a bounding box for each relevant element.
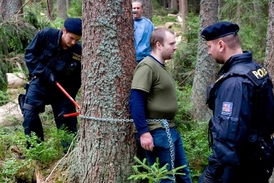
[72,53,81,61]
[252,68,267,79]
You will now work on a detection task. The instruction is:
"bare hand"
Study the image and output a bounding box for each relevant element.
[140,132,154,151]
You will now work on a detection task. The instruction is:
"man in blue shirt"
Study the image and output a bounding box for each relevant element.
[132,0,154,63]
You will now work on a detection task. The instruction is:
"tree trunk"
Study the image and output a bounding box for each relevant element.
[265,0,274,91]
[142,0,153,21]
[165,0,168,7]
[57,0,68,19]
[218,0,223,14]
[218,0,222,7]
[265,2,274,181]
[67,0,137,182]
[253,0,262,20]
[190,0,200,14]
[46,0,55,20]
[236,1,241,24]
[0,0,23,21]
[191,0,219,122]
[66,0,70,10]
[179,0,188,34]
[170,0,178,10]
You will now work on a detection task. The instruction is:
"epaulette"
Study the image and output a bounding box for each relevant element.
[215,64,268,87]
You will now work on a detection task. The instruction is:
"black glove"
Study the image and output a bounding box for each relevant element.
[48,72,56,85]
[57,111,65,120]
[199,166,220,183]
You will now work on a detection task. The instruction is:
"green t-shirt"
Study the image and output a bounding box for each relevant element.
[131,56,178,120]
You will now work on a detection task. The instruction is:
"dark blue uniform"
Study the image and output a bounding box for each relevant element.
[22,28,81,143]
[199,51,274,183]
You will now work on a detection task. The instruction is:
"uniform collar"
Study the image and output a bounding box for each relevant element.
[218,51,253,76]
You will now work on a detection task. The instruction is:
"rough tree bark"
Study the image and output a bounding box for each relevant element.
[66,0,70,10]
[170,0,178,10]
[0,0,23,21]
[142,0,153,21]
[158,0,168,8]
[67,0,137,182]
[265,2,274,182]
[191,0,219,122]
[57,0,68,20]
[218,0,223,14]
[189,0,200,14]
[179,0,188,34]
[46,0,54,21]
[265,1,274,90]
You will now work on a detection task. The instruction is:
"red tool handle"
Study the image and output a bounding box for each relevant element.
[63,112,80,117]
[56,82,81,110]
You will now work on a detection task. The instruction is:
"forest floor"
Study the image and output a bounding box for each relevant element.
[0,86,71,182]
[0,89,23,126]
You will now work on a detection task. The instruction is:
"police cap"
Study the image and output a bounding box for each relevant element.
[201,21,239,41]
[64,18,82,36]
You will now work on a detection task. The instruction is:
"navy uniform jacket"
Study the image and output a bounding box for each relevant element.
[24,28,81,108]
[206,51,274,181]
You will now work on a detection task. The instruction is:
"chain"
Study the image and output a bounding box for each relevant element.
[80,115,176,181]
[161,119,176,182]
[79,115,134,123]
[147,119,171,123]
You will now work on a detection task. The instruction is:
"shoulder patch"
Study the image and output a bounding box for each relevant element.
[251,67,267,79]
[72,53,81,61]
[247,67,268,87]
[221,102,233,115]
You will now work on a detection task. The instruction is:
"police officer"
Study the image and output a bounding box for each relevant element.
[22,18,82,151]
[198,22,274,183]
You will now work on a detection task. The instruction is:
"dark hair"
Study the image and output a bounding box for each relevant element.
[150,27,175,50]
[214,34,241,50]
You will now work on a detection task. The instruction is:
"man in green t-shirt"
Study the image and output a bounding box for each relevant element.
[129,27,192,183]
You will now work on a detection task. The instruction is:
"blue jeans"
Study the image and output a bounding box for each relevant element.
[137,127,192,183]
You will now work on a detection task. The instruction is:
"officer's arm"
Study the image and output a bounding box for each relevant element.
[208,78,251,176]
[24,29,57,82]
[24,30,48,74]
